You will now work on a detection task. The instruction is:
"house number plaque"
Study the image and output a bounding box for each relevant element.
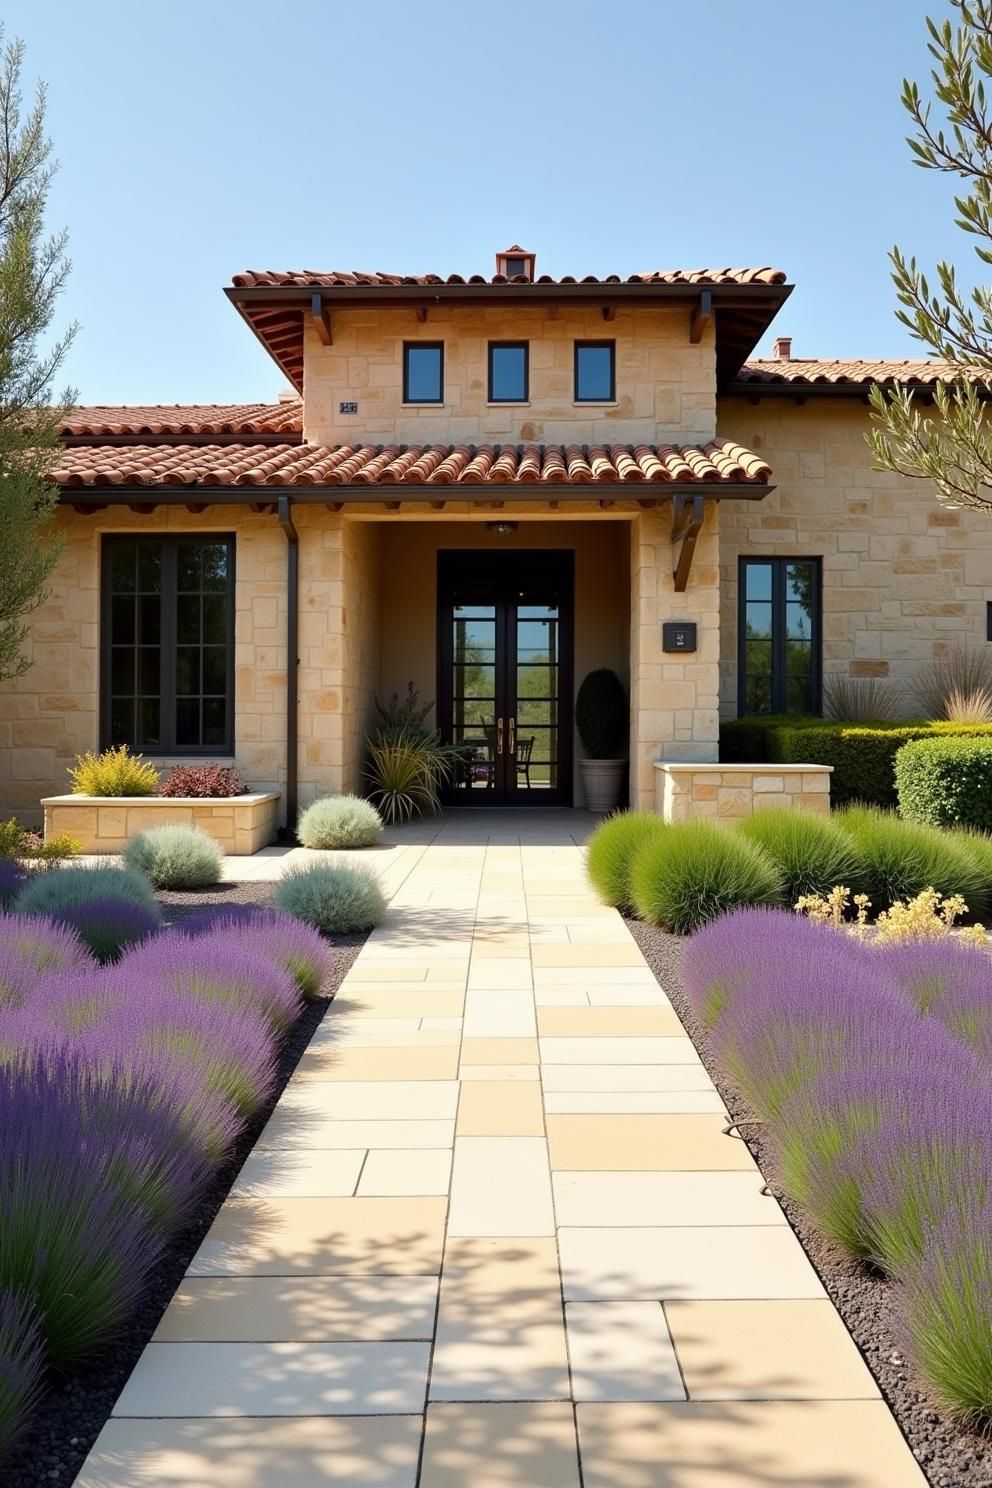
[662,621,697,653]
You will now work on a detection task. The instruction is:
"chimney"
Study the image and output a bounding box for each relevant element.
[495,245,536,281]
[773,336,792,361]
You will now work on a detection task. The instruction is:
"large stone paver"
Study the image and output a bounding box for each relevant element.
[80,811,923,1487]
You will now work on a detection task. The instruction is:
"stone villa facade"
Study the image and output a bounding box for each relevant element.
[4,248,992,828]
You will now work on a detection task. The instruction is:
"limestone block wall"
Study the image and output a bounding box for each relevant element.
[629,502,721,810]
[43,792,279,855]
[302,305,717,448]
[0,507,287,827]
[654,762,832,821]
[716,398,992,717]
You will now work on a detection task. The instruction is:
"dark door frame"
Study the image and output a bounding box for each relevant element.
[437,549,575,807]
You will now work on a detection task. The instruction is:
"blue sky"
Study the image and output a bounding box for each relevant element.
[9,0,965,404]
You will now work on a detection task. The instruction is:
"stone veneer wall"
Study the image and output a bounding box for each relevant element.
[716,399,992,717]
[43,793,280,855]
[629,502,722,810]
[302,305,717,448]
[654,763,832,821]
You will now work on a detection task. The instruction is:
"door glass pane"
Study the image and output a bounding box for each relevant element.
[745,563,773,602]
[450,604,497,793]
[516,600,560,792]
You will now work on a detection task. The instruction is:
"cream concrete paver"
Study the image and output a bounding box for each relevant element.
[153,1276,438,1342]
[112,1341,431,1416]
[566,1302,685,1402]
[665,1299,881,1400]
[75,1417,424,1488]
[80,812,922,1488]
[420,1403,581,1487]
[576,1401,928,1487]
[547,1114,757,1172]
[559,1225,827,1301]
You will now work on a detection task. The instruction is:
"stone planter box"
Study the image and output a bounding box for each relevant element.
[654,763,832,822]
[42,793,280,856]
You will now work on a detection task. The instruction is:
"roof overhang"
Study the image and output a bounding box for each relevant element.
[57,482,773,510]
[226,281,793,394]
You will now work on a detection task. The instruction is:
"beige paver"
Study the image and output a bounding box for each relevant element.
[537,1006,685,1037]
[559,1225,827,1301]
[540,1036,699,1065]
[532,943,646,967]
[460,1036,539,1064]
[545,1091,727,1114]
[420,1402,581,1487]
[665,1300,881,1400]
[576,1400,928,1486]
[230,1149,365,1198]
[358,1149,452,1195]
[256,1117,455,1151]
[542,1064,718,1092]
[75,1417,423,1488]
[153,1276,438,1342]
[553,1172,783,1227]
[448,1137,554,1236]
[292,1045,461,1081]
[547,1115,755,1172]
[189,1196,448,1276]
[457,1081,545,1135]
[566,1302,685,1402]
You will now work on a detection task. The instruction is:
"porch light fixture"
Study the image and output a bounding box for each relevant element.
[486,520,518,535]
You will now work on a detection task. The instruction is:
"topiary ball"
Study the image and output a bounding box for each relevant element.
[123,824,223,890]
[631,820,784,934]
[274,863,385,935]
[586,811,666,910]
[297,795,383,850]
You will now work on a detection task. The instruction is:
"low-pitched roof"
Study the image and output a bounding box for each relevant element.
[732,358,988,391]
[53,439,771,493]
[232,267,788,289]
[62,401,302,443]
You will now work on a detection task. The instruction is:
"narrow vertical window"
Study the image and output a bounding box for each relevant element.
[488,342,529,402]
[574,341,615,401]
[403,342,444,403]
[738,557,821,715]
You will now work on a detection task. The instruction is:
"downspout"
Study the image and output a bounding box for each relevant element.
[277,495,299,839]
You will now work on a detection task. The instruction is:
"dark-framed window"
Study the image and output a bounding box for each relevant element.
[403,342,444,404]
[574,340,615,402]
[101,535,235,754]
[738,557,822,716]
[488,342,529,403]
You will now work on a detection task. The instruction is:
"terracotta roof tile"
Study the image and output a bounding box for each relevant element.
[53,440,771,491]
[233,267,788,289]
[62,402,302,438]
[737,359,989,387]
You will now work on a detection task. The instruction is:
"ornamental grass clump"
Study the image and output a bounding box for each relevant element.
[275,862,386,935]
[181,907,333,1000]
[124,823,223,890]
[68,744,160,797]
[630,820,783,934]
[119,933,301,1033]
[297,794,383,850]
[736,808,869,903]
[585,811,666,911]
[836,806,988,915]
[901,1199,992,1426]
[0,1055,169,1363]
[49,897,163,962]
[0,909,93,975]
[0,1289,44,1460]
[14,863,157,916]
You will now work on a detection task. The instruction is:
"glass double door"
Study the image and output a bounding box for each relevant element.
[438,551,574,805]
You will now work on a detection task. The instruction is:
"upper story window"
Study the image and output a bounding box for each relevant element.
[403,342,444,404]
[574,340,615,402]
[102,535,235,754]
[488,342,529,403]
[738,557,821,716]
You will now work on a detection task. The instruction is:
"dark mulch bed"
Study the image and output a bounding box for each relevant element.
[627,917,992,1488]
[4,882,368,1488]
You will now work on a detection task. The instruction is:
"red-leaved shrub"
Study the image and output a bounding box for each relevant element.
[158,764,244,798]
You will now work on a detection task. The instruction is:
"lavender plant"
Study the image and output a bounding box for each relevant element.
[0,1289,44,1460]
[0,910,93,974]
[48,896,163,962]
[119,933,301,1032]
[179,905,333,999]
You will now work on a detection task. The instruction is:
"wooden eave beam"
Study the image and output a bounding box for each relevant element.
[689,290,713,345]
[310,292,333,346]
[601,305,616,322]
[671,493,705,592]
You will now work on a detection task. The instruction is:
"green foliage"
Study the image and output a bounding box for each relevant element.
[123,824,223,890]
[914,644,992,722]
[0,32,76,681]
[14,863,157,915]
[68,745,160,797]
[719,715,823,764]
[585,811,666,910]
[837,806,988,915]
[630,821,783,934]
[366,729,453,824]
[821,674,901,722]
[896,736,992,831]
[297,794,383,849]
[950,822,992,885]
[736,808,870,903]
[0,817,78,865]
[373,682,435,744]
[575,669,627,759]
[275,863,385,935]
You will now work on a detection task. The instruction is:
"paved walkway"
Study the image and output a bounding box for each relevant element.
[78,812,925,1487]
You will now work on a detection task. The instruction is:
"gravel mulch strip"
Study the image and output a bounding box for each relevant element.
[5,882,368,1488]
[627,917,992,1488]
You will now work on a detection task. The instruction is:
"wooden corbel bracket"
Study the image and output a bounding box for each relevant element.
[671,492,705,592]
[310,292,333,346]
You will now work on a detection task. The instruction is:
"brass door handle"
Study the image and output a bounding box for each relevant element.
[509,717,516,754]
[496,718,504,755]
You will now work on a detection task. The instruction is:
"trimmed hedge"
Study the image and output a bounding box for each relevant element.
[896,736,992,832]
[721,717,992,807]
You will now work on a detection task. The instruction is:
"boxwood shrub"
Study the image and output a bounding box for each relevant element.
[895,736,992,832]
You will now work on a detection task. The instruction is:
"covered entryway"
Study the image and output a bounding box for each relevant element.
[437,549,574,806]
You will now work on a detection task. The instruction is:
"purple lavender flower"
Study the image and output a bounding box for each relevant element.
[178,905,332,999]
[0,945,45,1010]
[48,896,162,962]
[119,932,301,1031]
[0,1288,44,1458]
[0,910,93,974]
[876,938,992,1055]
